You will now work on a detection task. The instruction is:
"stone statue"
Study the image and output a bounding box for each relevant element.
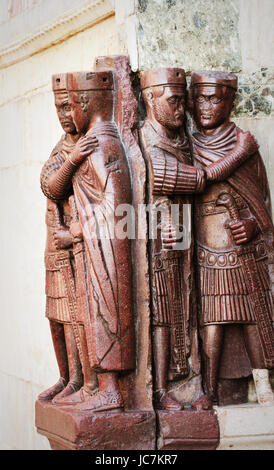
[139,68,209,411]
[41,70,135,412]
[189,70,274,405]
[39,73,85,404]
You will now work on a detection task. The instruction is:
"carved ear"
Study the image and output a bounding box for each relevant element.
[145,90,153,103]
[80,93,90,112]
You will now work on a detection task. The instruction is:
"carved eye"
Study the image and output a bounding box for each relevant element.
[64,105,71,111]
[210,96,222,104]
[195,96,205,103]
[168,97,176,104]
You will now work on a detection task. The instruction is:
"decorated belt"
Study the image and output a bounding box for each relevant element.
[196,195,247,218]
[44,251,71,270]
[197,240,267,269]
[154,250,183,271]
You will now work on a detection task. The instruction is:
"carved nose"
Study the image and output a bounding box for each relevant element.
[201,101,212,110]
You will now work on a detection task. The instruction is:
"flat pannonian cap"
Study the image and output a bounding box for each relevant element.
[141,67,186,90]
[66,71,114,91]
[52,73,67,92]
[190,70,237,90]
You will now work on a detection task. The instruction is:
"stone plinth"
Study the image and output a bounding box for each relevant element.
[156,410,219,450]
[36,400,156,450]
[215,403,274,450]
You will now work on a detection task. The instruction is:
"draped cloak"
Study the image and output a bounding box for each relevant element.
[191,122,274,370]
[72,122,135,373]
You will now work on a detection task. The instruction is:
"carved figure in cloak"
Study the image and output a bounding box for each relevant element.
[42,70,135,412]
[139,68,212,411]
[39,74,86,403]
[189,70,274,405]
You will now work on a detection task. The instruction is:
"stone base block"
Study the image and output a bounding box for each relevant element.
[156,409,219,450]
[215,403,274,450]
[35,400,156,450]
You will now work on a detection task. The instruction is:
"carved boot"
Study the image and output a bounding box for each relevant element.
[38,377,67,401]
[192,394,213,411]
[75,372,123,412]
[52,381,82,405]
[53,386,99,406]
[154,389,184,411]
[75,390,124,412]
[252,369,274,405]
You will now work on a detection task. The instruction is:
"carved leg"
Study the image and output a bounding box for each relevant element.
[78,324,98,392]
[38,320,68,401]
[242,324,265,369]
[52,323,83,404]
[201,324,224,404]
[153,326,183,410]
[243,325,274,405]
[52,325,98,406]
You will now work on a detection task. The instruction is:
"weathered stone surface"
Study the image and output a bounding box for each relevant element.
[136,0,241,72]
[157,409,219,450]
[233,68,274,118]
[36,400,156,450]
[168,374,204,407]
[94,55,153,411]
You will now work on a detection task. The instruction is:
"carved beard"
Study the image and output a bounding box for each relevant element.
[152,99,183,130]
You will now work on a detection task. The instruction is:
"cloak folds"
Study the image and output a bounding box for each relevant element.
[192,122,274,369]
[192,123,273,241]
[72,122,135,373]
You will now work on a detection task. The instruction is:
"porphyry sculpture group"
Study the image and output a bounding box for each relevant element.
[36,56,273,450]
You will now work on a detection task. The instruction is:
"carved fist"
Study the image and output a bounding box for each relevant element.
[161,224,183,250]
[70,134,98,165]
[229,218,258,245]
[237,128,258,155]
[69,222,83,242]
[53,228,73,250]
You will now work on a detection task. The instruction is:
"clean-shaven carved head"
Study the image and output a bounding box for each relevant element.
[190,70,237,131]
[66,71,114,135]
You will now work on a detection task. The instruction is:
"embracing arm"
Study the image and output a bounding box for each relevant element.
[40,134,98,200]
[151,149,206,196]
[205,129,259,183]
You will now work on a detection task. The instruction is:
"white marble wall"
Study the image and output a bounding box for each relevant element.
[0,0,120,450]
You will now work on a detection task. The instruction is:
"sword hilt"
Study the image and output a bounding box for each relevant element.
[69,195,79,223]
[216,192,240,223]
